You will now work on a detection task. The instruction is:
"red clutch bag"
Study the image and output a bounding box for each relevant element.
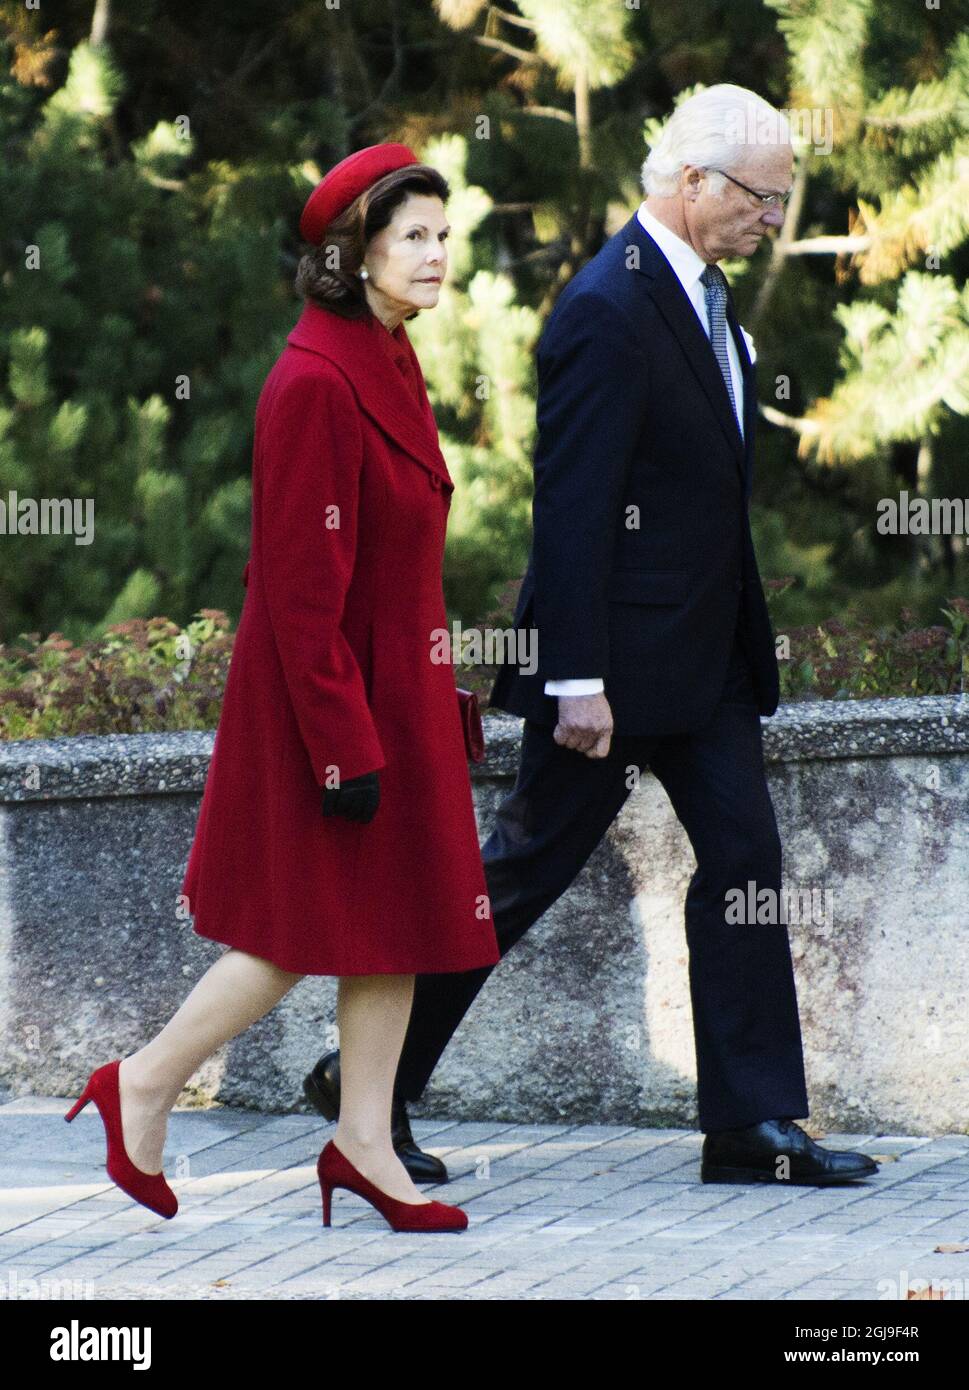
[457,687,485,763]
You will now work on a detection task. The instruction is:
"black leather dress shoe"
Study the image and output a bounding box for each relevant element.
[302,1049,449,1185]
[701,1118,880,1186]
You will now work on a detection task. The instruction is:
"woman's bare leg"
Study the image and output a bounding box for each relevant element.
[116,956,427,1207]
[333,974,430,1206]
[117,948,303,1174]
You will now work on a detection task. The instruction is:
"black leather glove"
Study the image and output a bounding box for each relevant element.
[321,770,380,824]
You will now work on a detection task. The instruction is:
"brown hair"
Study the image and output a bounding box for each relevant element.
[295,163,450,319]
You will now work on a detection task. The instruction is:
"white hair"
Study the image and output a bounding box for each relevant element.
[641,84,791,198]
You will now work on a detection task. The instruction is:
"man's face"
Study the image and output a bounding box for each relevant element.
[683,144,793,261]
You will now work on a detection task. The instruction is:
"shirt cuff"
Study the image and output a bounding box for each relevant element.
[544,678,605,696]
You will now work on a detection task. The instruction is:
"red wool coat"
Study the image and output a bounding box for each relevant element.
[180,299,501,976]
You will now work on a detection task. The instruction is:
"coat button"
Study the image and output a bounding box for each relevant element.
[429,472,442,489]
[734,578,744,591]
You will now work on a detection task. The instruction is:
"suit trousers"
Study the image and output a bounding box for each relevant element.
[396,618,811,1132]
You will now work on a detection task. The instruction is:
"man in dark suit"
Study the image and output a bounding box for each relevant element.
[307,85,878,1188]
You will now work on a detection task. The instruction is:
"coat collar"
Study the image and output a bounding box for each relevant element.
[620,214,753,488]
[285,299,453,489]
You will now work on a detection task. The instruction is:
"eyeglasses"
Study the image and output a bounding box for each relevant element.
[705,168,793,208]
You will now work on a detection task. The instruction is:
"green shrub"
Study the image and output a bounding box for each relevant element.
[0,612,232,740]
[768,584,969,701]
[1,591,966,743]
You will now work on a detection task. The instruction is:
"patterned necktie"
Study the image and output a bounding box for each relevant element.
[700,263,741,434]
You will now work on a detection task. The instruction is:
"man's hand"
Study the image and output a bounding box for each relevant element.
[321,770,380,823]
[553,692,614,758]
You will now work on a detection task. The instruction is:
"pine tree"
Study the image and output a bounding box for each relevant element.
[0,35,288,640]
[756,3,969,485]
[406,133,540,621]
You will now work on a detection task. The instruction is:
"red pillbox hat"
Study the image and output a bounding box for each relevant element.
[299,142,420,244]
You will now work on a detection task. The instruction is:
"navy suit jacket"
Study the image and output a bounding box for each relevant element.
[488,212,780,735]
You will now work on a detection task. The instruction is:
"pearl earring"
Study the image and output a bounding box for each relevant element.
[359,267,369,281]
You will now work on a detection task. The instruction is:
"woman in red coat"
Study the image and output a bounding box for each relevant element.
[65,144,500,1234]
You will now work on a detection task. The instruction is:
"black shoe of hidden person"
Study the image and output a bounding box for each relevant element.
[303,1049,449,1185]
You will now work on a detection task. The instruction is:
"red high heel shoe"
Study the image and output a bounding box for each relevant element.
[318,1139,468,1232]
[64,1059,178,1220]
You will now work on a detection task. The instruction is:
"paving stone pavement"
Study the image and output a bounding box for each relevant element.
[2,1096,968,1301]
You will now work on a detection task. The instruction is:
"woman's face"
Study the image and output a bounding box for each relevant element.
[362,192,449,323]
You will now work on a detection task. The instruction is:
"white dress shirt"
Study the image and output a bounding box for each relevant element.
[544,201,749,698]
